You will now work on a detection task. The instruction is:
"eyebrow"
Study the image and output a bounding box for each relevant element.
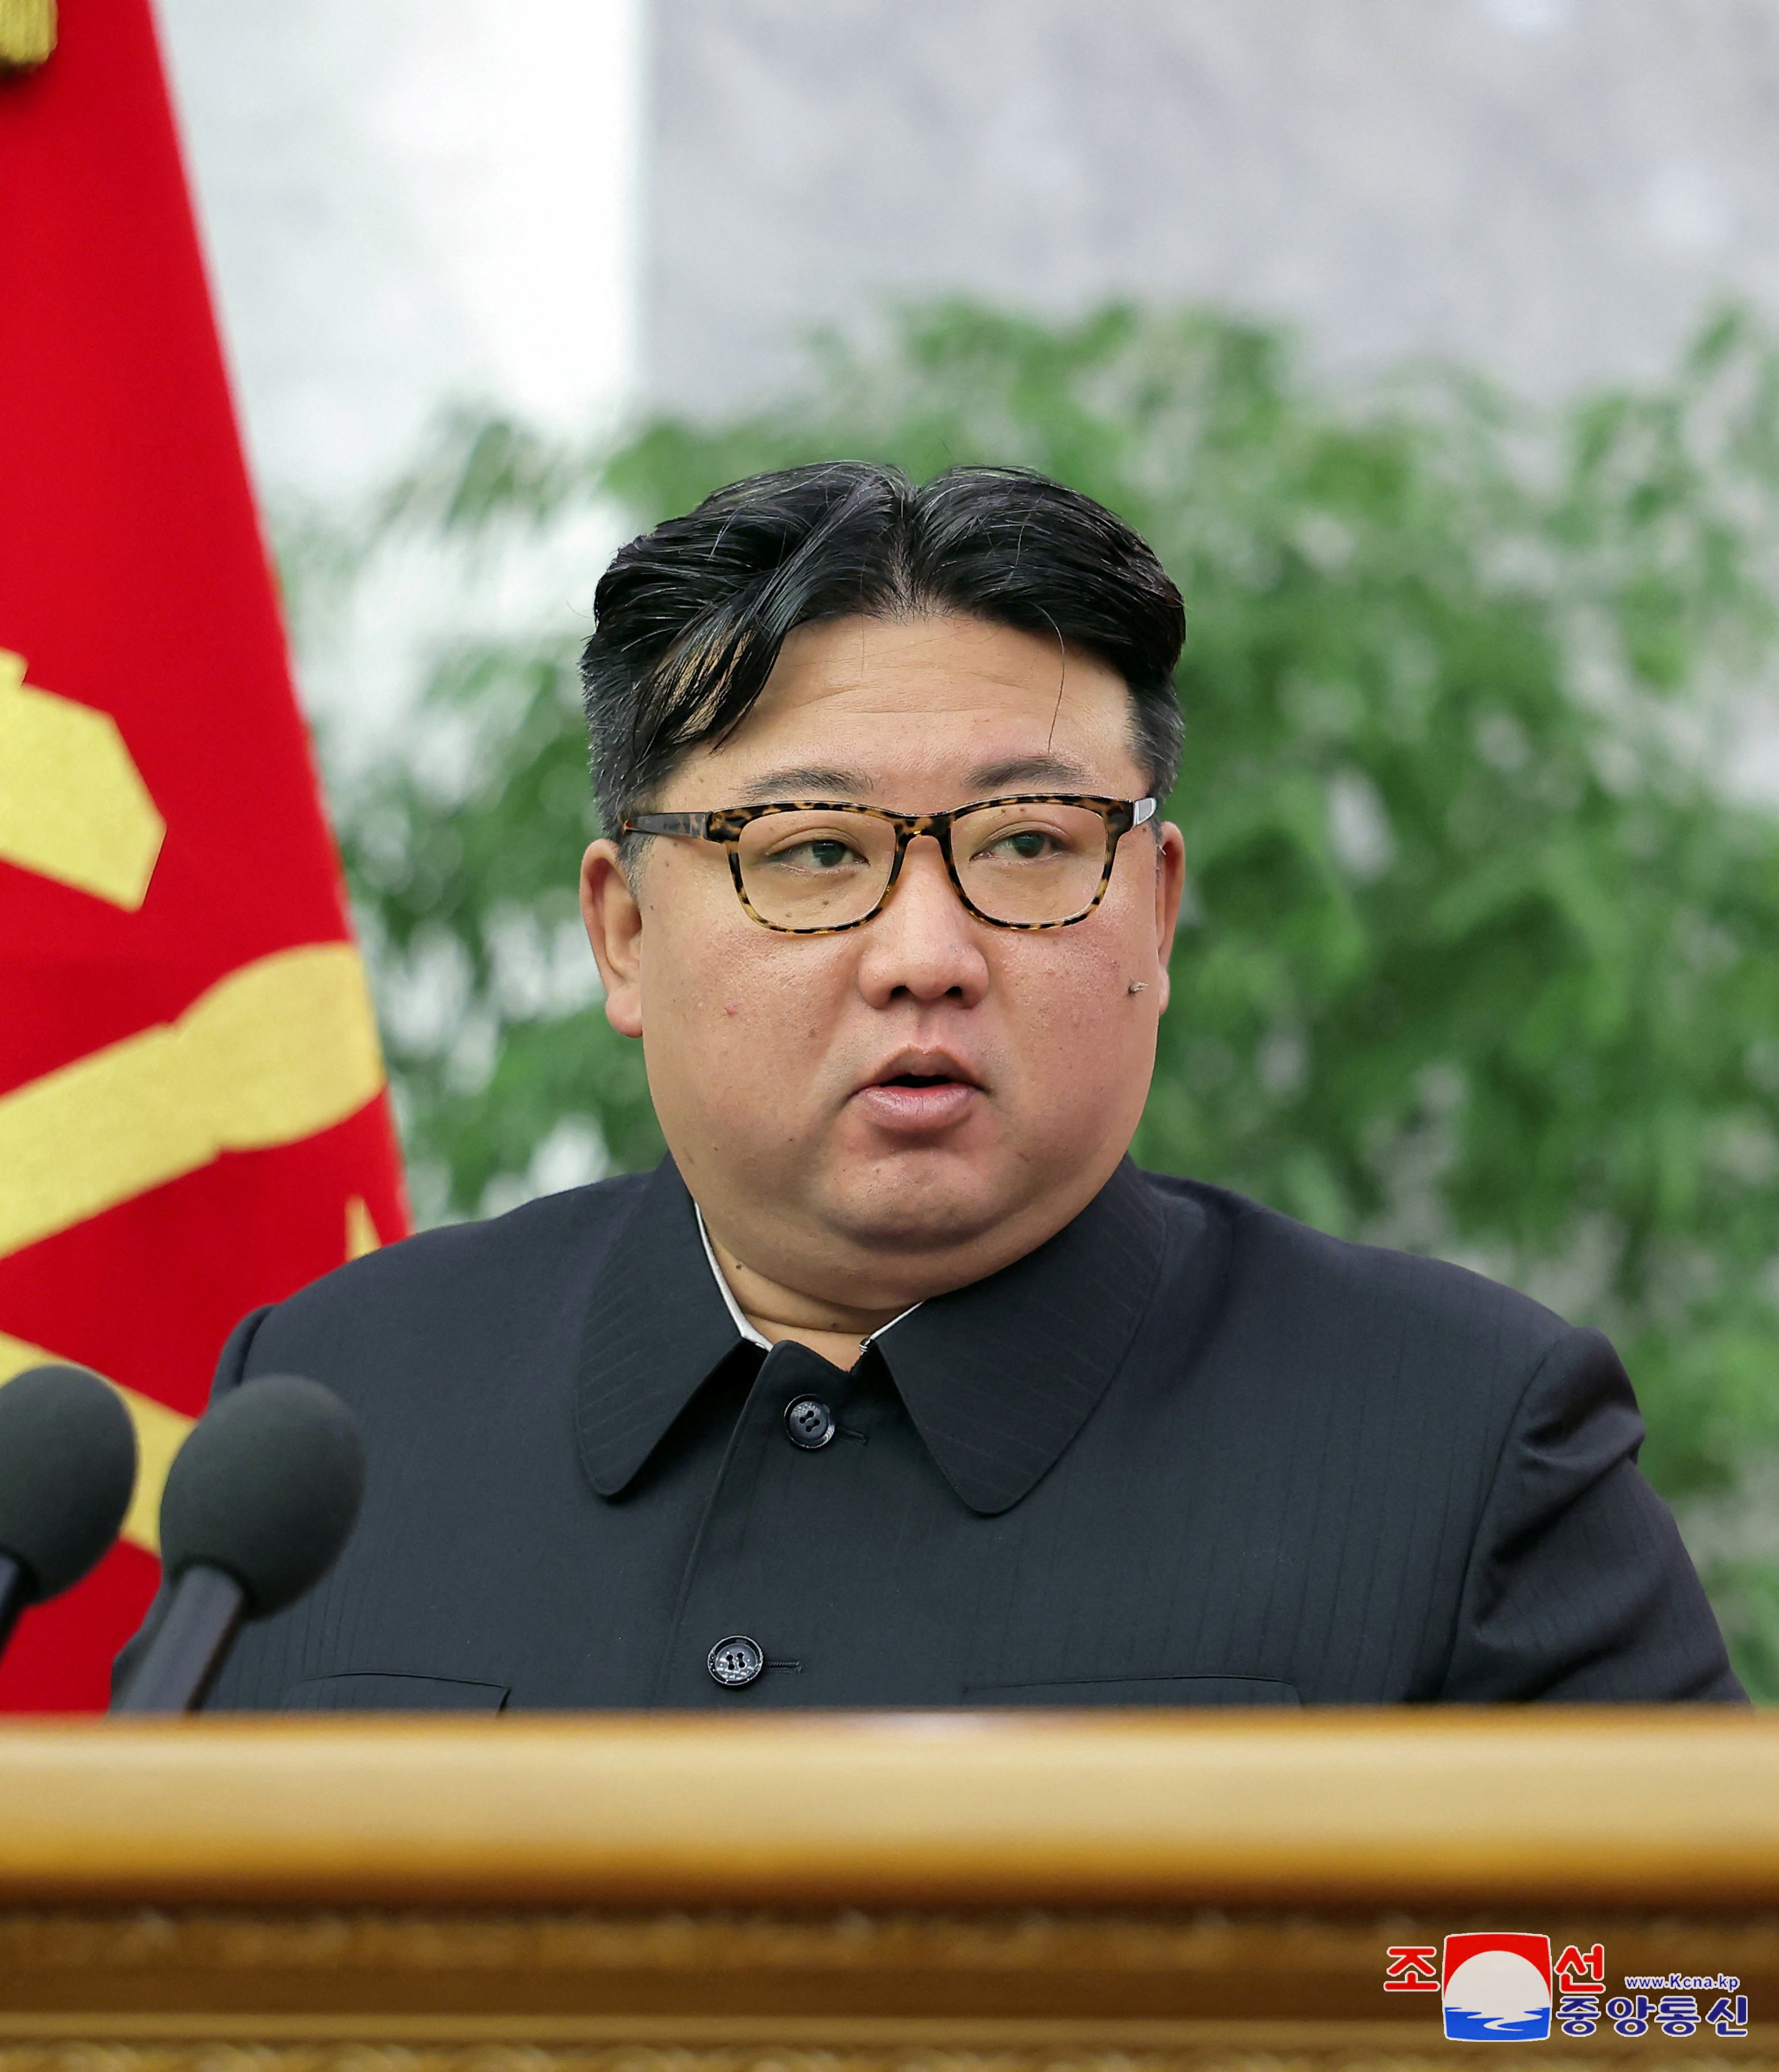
[966,752,1099,792]
[736,766,872,802]
[734,753,1107,805]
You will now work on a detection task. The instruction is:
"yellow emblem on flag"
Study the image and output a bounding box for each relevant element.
[0,942,387,1265]
[346,1196,382,1260]
[0,651,165,909]
[0,0,55,68]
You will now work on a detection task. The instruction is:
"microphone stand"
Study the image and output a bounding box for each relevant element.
[112,1565,245,1714]
[0,1554,28,1659]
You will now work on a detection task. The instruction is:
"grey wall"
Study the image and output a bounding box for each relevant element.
[644,0,1779,413]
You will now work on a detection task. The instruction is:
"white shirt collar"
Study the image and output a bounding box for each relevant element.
[693,1203,920,1357]
[694,1204,773,1351]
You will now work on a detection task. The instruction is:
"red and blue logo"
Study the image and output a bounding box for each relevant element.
[1442,1933,1554,2041]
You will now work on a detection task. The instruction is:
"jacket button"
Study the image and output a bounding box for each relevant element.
[784,1396,836,1449]
[708,1635,765,1687]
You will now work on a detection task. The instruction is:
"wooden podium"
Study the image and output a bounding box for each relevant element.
[1,1710,1776,2067]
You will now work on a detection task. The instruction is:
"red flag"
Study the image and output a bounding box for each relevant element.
[0,0,409,1708]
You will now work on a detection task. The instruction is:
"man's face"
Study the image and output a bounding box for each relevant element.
[581,613,1185,1311]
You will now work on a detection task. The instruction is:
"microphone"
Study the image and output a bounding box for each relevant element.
[114,1373,364,1714]
[0,1364,139,1659]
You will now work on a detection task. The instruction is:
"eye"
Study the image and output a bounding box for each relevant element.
[761,832,868,871]
[978,822,1072,863]
[800,838,857,870]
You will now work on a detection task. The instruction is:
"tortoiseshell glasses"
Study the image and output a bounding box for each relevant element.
[620,794,1158,935]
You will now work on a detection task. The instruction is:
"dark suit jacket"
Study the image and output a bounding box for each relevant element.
[156,1157,1740,1710]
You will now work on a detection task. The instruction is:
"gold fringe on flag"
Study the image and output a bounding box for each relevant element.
[0,0,56,68]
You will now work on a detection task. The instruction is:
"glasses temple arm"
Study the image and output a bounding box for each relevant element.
[621,812,714,839]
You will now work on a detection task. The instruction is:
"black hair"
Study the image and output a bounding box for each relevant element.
[580,461,1185,835]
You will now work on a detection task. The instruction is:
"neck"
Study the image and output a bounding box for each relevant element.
[709,1233,903,1371]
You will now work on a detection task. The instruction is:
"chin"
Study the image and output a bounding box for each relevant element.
[820,1156,1037,1264]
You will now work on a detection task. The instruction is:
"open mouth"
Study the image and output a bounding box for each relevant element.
[855,1055,982,1132]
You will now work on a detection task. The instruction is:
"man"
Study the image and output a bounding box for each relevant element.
[160,463,1741,1708]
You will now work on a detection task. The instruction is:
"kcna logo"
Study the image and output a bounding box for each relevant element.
[1385,1935,1603,2041]
[1384,1937,1749,2042]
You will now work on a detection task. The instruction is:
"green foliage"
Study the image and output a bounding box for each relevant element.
[303,303,1779,1695]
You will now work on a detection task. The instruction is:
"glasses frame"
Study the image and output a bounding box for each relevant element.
[619,793,1158,935]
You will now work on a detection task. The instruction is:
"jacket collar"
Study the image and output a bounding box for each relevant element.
[574,1155,1170,1515]
[572,1157,746,1498]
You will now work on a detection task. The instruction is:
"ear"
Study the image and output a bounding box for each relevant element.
[580,838,644,1038]
[1152,820,1186,1013]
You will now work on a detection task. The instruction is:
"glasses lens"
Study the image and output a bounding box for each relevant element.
[736,808,897,930]
[953,800,1111,925]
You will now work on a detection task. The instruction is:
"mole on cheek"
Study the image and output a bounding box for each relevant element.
[724,1002,740,1017]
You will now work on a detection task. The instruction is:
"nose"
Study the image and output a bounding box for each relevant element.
[853,836,990,1008]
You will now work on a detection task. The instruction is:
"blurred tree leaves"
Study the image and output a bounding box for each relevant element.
[295,303,1779,1694]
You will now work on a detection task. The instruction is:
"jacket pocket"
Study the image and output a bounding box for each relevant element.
[282,1673,510,1711]
[962,1674,1300,1706]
